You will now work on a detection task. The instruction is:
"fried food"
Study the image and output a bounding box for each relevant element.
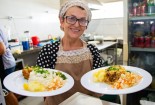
[22,66,33,79]
[104,65,126,85]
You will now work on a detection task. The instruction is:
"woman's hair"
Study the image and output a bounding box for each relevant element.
[59,0,92,22]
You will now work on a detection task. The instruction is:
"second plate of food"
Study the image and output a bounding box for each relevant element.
[81,65,152,95]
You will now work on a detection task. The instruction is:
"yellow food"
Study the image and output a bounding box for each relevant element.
[92,65,142,89]
[23,81,45,92]
[22,66,67,92]
[93,69,106,82]
[23,83,29,90]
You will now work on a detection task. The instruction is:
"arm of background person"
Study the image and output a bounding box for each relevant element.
[0,41,6,55]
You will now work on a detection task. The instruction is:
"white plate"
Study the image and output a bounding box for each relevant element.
[81,66,152,95]
[3,69,74,97]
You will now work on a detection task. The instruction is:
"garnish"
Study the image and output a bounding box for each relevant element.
[56,71,67,80]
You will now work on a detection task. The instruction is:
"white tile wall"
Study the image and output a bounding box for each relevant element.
[0,0,123,41]
[86,18,123,39]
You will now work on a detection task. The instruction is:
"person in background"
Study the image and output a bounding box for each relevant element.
[36,0,105,105]
[0,27,18,105]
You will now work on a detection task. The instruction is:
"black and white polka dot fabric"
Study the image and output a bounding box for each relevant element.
[87,44,104,69]
[36,40,104,69]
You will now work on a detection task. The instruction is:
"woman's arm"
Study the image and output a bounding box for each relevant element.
[0,42,6,55]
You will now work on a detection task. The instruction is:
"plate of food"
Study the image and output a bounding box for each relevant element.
[3,66,74,97]
[81,65,152,95]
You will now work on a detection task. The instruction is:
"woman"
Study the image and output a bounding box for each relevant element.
[0,27,18,105]
[36,0,104,105]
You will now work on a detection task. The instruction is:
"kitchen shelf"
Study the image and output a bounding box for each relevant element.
[129,15,155,21]
[127,0,155,105]
[130,47,155,52]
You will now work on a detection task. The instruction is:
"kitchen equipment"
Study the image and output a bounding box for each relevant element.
[94,35,104,44]
[22,41,30,51]
[31,36,40,46]
[21,35,30,51]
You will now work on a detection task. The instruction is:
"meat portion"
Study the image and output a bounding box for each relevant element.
[104,65,126,85]
[22,67,33,79]
[105,70,122,84]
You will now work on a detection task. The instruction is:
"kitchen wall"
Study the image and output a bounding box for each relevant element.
[0,0,63,41]
[0,0,123,41]
[87,1,123,39]
[86,18,123,39]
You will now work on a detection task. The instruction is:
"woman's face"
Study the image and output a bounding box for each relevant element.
[60,6,87,39]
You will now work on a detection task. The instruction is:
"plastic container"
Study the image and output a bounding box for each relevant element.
[144,36,151,48]
[133,2,138,16]
[148,6,155,15]
[21,31,31,50]
[147,0,155,16]
[22,40,30,50]
[31,36,40,46]
[151,37,155,47]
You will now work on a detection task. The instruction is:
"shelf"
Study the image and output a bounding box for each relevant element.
[128,0,155,104]
[13,47,41,58]
[130,47,155,52]
[129,15,155,21]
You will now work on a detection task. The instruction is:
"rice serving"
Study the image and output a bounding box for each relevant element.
[23,67,67,92]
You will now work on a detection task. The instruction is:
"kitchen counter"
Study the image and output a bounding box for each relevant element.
[13,47,41,66]
[13,47,41,58]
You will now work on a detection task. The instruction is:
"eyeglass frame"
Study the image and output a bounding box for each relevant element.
[63,15,89,27]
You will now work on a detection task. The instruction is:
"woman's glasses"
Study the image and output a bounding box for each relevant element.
[64,16,88,26]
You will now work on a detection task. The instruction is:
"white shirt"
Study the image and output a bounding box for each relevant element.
[0,28,16,69]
